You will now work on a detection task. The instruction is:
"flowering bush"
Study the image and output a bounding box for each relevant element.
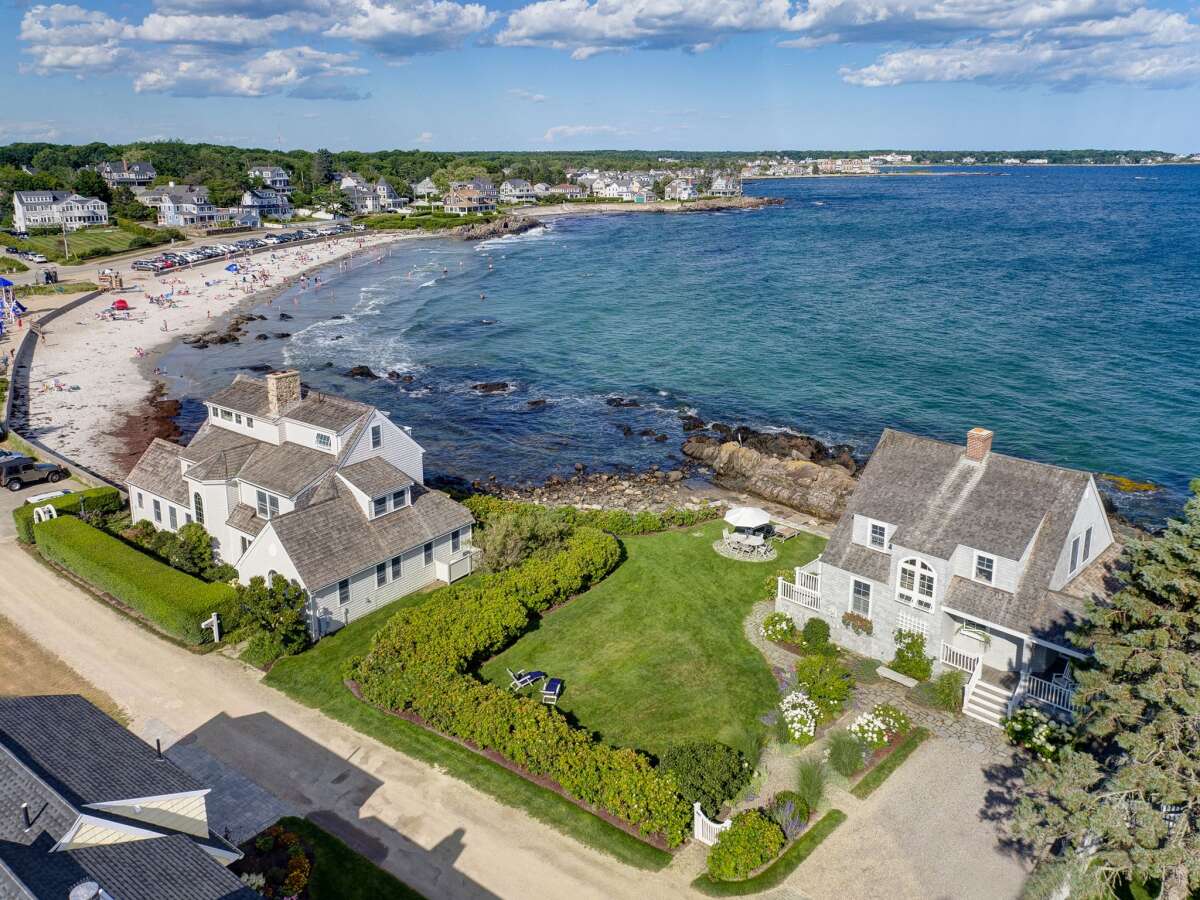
[1003,707,1072,760]
[761,611,797,643]
[780,690,821,743]
[849,703,911,750]
[794,654,854,721]
[841,611,873,635]
[281,852,311,896]
[706,810,785,882]
[767,790,810,840]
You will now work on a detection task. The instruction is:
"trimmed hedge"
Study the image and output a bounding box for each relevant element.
[350,524,692,845]
[462,495,721,536]
[849,727,931,799]
[691,810,847,896]
[13,487,124,545]
[34,516,238,644]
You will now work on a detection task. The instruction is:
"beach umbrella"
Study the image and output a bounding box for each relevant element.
[0,277,13,287]
[225,263,239,273]
[112,298,130,311]
[724,506,771,529]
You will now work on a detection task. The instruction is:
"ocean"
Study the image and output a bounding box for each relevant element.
[159,166,1200,524]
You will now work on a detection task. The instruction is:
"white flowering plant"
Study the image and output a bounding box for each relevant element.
[849,703,911,750]
[779,690,821,743]
[1003,707,1072,760]
[761,612,797,643]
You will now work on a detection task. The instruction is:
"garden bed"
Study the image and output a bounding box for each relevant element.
[849,727,931,799]
[692,809,847,896]
[346,679,675,851]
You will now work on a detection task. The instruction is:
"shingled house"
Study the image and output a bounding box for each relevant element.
[0,695,256,899]
[126,370,475,638]
[776,427,1117,727]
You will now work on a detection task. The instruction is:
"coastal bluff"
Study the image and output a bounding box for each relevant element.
[682,431,857,520]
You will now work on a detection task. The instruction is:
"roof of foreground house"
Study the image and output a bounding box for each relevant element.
[207,374,371,431]
[126,438,190,505]
[0,695,256,900]
[822,428,1111,645]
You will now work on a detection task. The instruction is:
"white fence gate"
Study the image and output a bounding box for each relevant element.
[693,802,731,846]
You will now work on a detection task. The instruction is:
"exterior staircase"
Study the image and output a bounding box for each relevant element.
[963,679,1013,728]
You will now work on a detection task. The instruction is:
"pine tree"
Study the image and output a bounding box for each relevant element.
[1012,479,1200,899]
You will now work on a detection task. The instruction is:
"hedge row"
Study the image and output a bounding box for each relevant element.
[350,525,692,845]
[13,486,124,544]
[462,495,721,536]
[34,516,238,644]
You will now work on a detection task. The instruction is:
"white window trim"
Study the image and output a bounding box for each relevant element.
[850,579,872,617]
[867,519,889,551]
[973,552,995,584]
[895,556,935,612]
[316,432,332,449]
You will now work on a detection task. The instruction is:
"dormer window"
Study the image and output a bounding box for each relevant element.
[373,496,387,517]
[370,488,408,518]
[391,489,407,509]
[869,522,887,550]
[974,553,995,584]
[316,433,332,449]
[256,489,279,519]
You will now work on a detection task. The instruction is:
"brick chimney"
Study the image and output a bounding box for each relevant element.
[965,427,993,462]
[266,370,300,417]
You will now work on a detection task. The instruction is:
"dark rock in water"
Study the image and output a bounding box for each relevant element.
[654,433,668,442]
[273,332,291,339]
[619,424,634,437]
[638,428,656,437]
[347,365,379,379]
[253,314,267,321]
[473,381,509,393]
[574,462,586,472]
[479,319,496,325]
[400,374,415,383]
[680,414,707,432]
[527,399,547,408]
[322,361,334,368]
[330,335,344,341]
[246,364,273,373]
[278,312,293,320]
[254,334,269,341]
[606,396,640,408]
[189,341,209,350]
[387,370,401,381]
[331,314,346,320]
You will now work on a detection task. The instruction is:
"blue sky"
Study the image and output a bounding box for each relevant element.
[3,0,1200,151]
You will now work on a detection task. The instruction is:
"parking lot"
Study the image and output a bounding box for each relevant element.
[126,222,361,275]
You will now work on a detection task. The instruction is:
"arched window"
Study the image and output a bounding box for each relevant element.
[193,492,204,525]
[896,558,935,611]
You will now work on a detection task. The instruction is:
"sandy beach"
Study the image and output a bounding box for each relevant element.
[20,231,418,481]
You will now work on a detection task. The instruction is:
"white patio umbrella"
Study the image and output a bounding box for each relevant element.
[723,506,771,529]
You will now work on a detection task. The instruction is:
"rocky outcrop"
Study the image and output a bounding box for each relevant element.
[482,467,712,514]
[182,313,266,349]
[672,196,784,212]
[473,381,510,393]
[346,365,379,379]
[451,217,543,241]
[682,436,856,521]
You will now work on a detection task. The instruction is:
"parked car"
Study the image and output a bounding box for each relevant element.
[28,254,48,264]
[0,457,69,492]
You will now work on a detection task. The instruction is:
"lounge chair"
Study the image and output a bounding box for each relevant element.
[507,668,547,691]
[541,678,563,706]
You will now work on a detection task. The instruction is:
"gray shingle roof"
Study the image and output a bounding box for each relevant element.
[236,442,336,497]
[0,696,200,806]
[125,438,188,505]
[337,457,414,498]
[226,503,266,537]
[207,374,371,431]
[178,420,262,464]
[268,482,473,590]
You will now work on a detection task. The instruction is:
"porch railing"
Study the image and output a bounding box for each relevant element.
[940,642,981,676]
[777,576,820,612]
[1008,669,1078,718]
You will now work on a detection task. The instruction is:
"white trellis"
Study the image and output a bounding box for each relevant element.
[32,505,59,525]
[693,802,731,846]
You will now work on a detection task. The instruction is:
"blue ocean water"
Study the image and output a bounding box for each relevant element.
[160,166,1200,523]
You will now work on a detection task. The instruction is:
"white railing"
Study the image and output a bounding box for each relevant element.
[795,567,820,594]
[1022,674,1077,714]
[940,642,981,675]
[777,577,820,612]
[693,802,731,846]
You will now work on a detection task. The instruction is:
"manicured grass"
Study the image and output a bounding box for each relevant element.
[0,255,29,273]
[263,595,673,871]
[14,281,99,297]
[850,727,931,799]
[480,522,826,759]
[274,816,426,899]
[691,809,847,896]
[22,227,145,262]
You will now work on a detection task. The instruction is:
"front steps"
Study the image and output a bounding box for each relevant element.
[963,679,1012,728]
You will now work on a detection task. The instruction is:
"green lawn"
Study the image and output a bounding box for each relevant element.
[479,522,825,759]
[263,588,674,870]
[22,227,145,262]
[275,816,425,899]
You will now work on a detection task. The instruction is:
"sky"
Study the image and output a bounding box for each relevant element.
[2,0,1199,152]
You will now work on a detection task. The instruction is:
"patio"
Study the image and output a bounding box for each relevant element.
[714,505,779,562]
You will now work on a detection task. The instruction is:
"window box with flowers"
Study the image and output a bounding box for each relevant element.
[841,611,873,636]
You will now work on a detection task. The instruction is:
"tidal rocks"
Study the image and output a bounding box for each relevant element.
[527,399,547,408]
[254,334,269,341]
[331,314,346,320]
[682,436,856,521]
[278,312,293,320]
[680,414,707,432]
[451,216,543,241]
[273,332,291,339]
[347,365,379,379]
[473,381,510,393]
[246,364,273,373]
[606,396,640,408]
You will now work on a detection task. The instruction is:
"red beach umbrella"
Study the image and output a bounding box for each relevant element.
[112,298,130,311]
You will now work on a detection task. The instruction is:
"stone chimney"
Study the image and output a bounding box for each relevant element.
[266,370,300,417]
[965,427,993,462]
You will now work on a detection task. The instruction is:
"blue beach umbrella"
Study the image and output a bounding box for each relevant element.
[225,263,239,273]
[0,277,13,287]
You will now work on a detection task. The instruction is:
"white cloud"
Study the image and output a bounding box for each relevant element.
[0,120,63,141]
[132,46,367,97]
[413,130,434,143]
[508,87,547,102]
[542,123,629,141]
[324,0,495,58]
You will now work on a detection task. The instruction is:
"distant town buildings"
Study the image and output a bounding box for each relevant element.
[136,182,219,227]
[337,172,407,214]
[500,178,536,204]
[96,159,156,187]
[241,186,294,220]
[443,179,497,215]
[12,190,108,232]
[248,164,292,193]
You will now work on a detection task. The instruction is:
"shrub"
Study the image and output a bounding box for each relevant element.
[841,611,873,635]
[34,516,239,643]
[462,495,720,537]
[659,741,751,819]
[766,791,809,840]
[706,810,785,882]
[1003,707,1072,760]
[238,574,311,667]
[826,729,866,777]
[801,617,830,650]
[760,612,796,643]
[779,691,820,743]
[889,629,934,681]
[12,486,123,544]
[793,655,853,721]
[477,504,571,571]
[0,255,29,273]
[350,524,689,844]
[929,670,965,712]
[848,703,910,750]
[794,760,826,817]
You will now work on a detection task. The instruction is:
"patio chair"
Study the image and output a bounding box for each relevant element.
[507,668,547,691]
[541,678,563,706]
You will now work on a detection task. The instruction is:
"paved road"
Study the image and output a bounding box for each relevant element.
[0,539,700,899]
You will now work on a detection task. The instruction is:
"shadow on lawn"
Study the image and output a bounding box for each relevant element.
[174,710,501,899]
[979,752,1037,862]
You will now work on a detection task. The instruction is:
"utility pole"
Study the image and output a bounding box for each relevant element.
[61,219,69,263]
